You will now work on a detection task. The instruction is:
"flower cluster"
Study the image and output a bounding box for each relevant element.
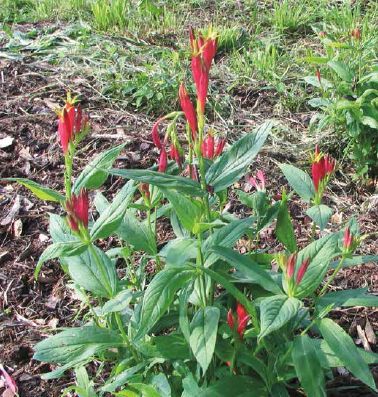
[227,302,249,339]
[311,145,336,202]
[286,253,311,288]
[151,28,225,178]
[65,189,89,234]
[57,94,88,155]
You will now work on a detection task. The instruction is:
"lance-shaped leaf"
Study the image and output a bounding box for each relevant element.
[190,306,220,374]
[259,295,302,339]
[294,232,341,298]
[90,180,136,240]
[210,246,282,294]
[203,217,255,267]
[279,164,315,202]
[67,246,118,298]
[276,193,297,252]
[318,318,377,391]
[306,205,333,231]
[317,288,378,309]
[3,178,64,202]
[33,326,123,366]
[73,144,125,193]
[198,376,266,397]
[35,241,87,278]
[110,169,204,196]
[206,121,272,192]
[134,265,196,341]
[292,335,326,397]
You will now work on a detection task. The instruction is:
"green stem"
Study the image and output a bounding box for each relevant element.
[318,256,346,297]
[64,154,73,199]
[196,233,207,307]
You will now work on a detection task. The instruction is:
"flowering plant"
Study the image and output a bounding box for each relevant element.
[3,28,377,396]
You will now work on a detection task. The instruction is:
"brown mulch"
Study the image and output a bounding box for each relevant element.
[0,53,377,397]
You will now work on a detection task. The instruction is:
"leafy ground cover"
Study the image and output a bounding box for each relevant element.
[0,1,377,396]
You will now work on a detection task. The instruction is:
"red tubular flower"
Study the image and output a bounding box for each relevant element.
[57,99,88,154]
[139,183,150,200]
[296,258,310,285]
[311,146,336,192]
[158,147,168,173]
[66,189,89,232]
[58,107,73,154]
[169,143,182,168]
[286,253,297,279]
[227,302,250,339]
[214,138,226,157]
[343,227,353,250]
[190,29,217,114]
[187,164,199,181]
[179,83,197,140]
[151,119,163,149]
[248,170,266,191]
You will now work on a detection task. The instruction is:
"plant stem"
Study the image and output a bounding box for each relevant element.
[318,256,346,297]
[64,153,73,199]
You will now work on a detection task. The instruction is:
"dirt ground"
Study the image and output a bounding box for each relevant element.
[0,55,377,396]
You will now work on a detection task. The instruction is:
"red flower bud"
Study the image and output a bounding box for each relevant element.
[179,83,197,140]
[311,147,335,192]
[343,227,353,250]
[190,29,217,115]
[351,28,361,40]
[248,170,266,191]
[187,164,199,181]
[227,302,249,339]
[66,189,89,232]
[139,183,150,200]
[214,138,226,157]
[169,143,182,168]
[58,107,73,154]
[316,68,321,84]
[151,118,163,149]
[296,258,310,285]
[158,147,168,173]
[319,31,327,38]
[286,253,297,279]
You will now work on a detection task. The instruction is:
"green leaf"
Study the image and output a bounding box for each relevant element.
[259,295,302,339]
[190,306,220,374]
[101,363,146,393]
[67,246,118,298]
[118,213,157,255]
[276,195,297,252]
[110,169,204,196]
[279,164,315,202]
[317,288,378,309]
[3,178,64,202]
[198,376,266,397]
[306,205,333,231]
[162,189,203,233]
[135,265,195,340]
[330,255,378,269]
[33,326,123,365]
[116,383,161,397]
[151,373,171,397]
[294,233,341,298]
[206,121,272,192]
[318,318,377,391]
[35,241,87,278]
[210,246,282,294]
[159,238,197,266]
[151,334,191,360]
[73,144,125,193]
[361,115,378,129]
[90,180,136,240]
[328,60,354,82]
[201,267,257,324]
[304,76,333,89]
[292,335,326,397]
[203,217,255,267]
[101,289,133,314]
